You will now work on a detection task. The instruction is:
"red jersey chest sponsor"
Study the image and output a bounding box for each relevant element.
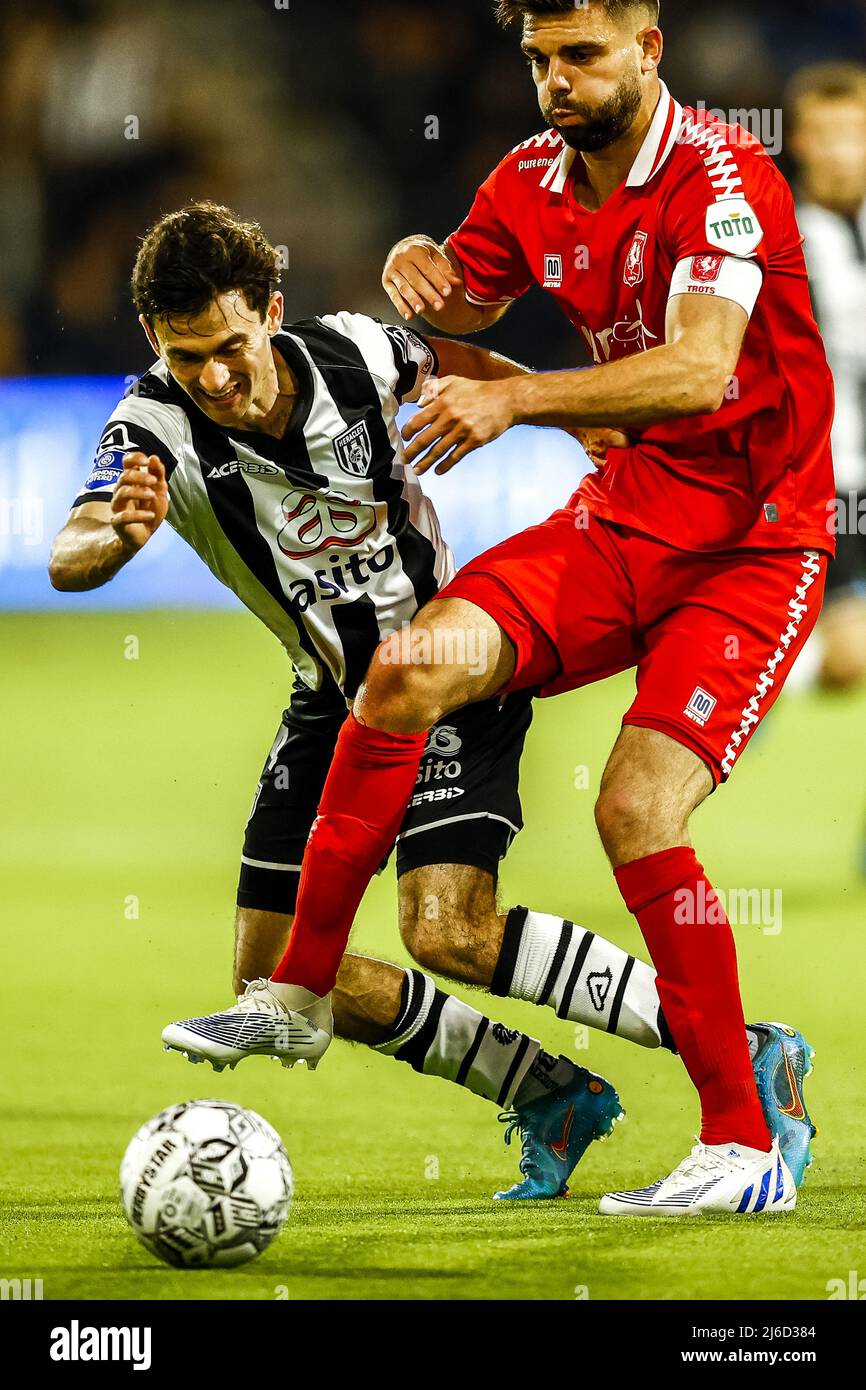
[531,199,672,367]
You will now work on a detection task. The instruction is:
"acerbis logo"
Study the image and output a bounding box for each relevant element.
[587,967,613,1012]
[206,460,281,479]
[98,422,137,453]
[277,489,377,559]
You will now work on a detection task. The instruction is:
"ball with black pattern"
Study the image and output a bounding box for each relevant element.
[120,1099,294,1268]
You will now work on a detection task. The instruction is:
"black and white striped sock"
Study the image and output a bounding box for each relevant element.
[491,907,675,1051]
[373,969,545,1108]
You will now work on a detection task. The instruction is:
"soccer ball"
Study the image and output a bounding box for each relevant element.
[120,1099,294,1268]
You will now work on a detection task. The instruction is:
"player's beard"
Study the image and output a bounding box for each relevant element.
[547,69,644,152]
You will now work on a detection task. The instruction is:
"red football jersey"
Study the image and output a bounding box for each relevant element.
[447,83,836,554]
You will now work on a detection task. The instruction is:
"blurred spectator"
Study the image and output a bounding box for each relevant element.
[788,63,866,692]
[0,0,865,375]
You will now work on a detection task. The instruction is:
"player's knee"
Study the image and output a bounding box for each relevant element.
[399,901,450,974]
[356,638,442,733]
[398,890,480,984]
[594,780,677,860]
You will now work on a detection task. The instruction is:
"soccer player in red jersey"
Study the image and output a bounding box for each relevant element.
[170,0,834,1214]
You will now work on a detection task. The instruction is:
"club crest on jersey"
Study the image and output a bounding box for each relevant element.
[690,253,724,284]
[684,686,718,728]
[333,421,373,478]
[278,488,377,559]
[543,253,563,288]
[623,231,648,288]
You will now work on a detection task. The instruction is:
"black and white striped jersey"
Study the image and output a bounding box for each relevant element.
[798,198,866,494]
[74,313,455,698]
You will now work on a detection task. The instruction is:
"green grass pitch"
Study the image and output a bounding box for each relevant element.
[3,610,865,1301]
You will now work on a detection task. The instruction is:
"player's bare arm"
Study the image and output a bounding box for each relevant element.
[423,337,632,464]
[383,235,512,334]
[48,452,168,590]
[429,336,531,382]
[403,293,748,474]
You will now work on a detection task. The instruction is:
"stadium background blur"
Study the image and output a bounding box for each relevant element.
[2,0,866,378]
[3,0,866,1302]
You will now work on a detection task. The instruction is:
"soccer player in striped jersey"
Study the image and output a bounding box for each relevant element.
[53,200,643,1201]
[170,0,829,1218]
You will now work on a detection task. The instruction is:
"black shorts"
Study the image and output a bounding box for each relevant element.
[826,493,866,601]
[236,679,535,916]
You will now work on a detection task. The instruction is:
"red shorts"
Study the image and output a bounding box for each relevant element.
[435,509,827,786]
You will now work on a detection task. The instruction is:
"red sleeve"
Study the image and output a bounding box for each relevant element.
[446,158,534,306]
[659,137,788,278]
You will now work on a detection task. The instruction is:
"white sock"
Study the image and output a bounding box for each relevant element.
[373,970,541,1108]
[491,907,666,1049]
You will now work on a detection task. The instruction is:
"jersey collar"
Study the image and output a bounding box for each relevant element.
[542,81,683,195]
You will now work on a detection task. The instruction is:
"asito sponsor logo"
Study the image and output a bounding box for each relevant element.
[417,722,463,787]
[286,545,395,611]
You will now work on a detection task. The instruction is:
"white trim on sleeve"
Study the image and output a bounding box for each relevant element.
[668,254,764,318]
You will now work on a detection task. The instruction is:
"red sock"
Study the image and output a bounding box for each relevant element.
[272,712,427,996]
[615,846,770,1151]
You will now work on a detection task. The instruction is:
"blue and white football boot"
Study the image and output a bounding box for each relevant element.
[599,1134,796,1216]
[749,1021,817,1187]
[494,1067,624,1200]
[162,979,332,1072]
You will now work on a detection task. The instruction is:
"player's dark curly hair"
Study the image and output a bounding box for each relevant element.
[131,201,281,326]
[495,0,660,27]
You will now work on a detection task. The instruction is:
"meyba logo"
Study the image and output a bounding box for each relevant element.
[705,199,764,256]
[543,253,563,288]
[684,686,717,727]
[334,421,373,478]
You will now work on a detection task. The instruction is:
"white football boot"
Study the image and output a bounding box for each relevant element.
[162,979,332,1072]
[599,1135,796,1216]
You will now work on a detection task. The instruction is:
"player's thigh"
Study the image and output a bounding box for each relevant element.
[625,547,827,789]
[357,596,516,732]
[437,509,638,699]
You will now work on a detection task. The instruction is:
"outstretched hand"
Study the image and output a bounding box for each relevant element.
[401,377,516,474]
